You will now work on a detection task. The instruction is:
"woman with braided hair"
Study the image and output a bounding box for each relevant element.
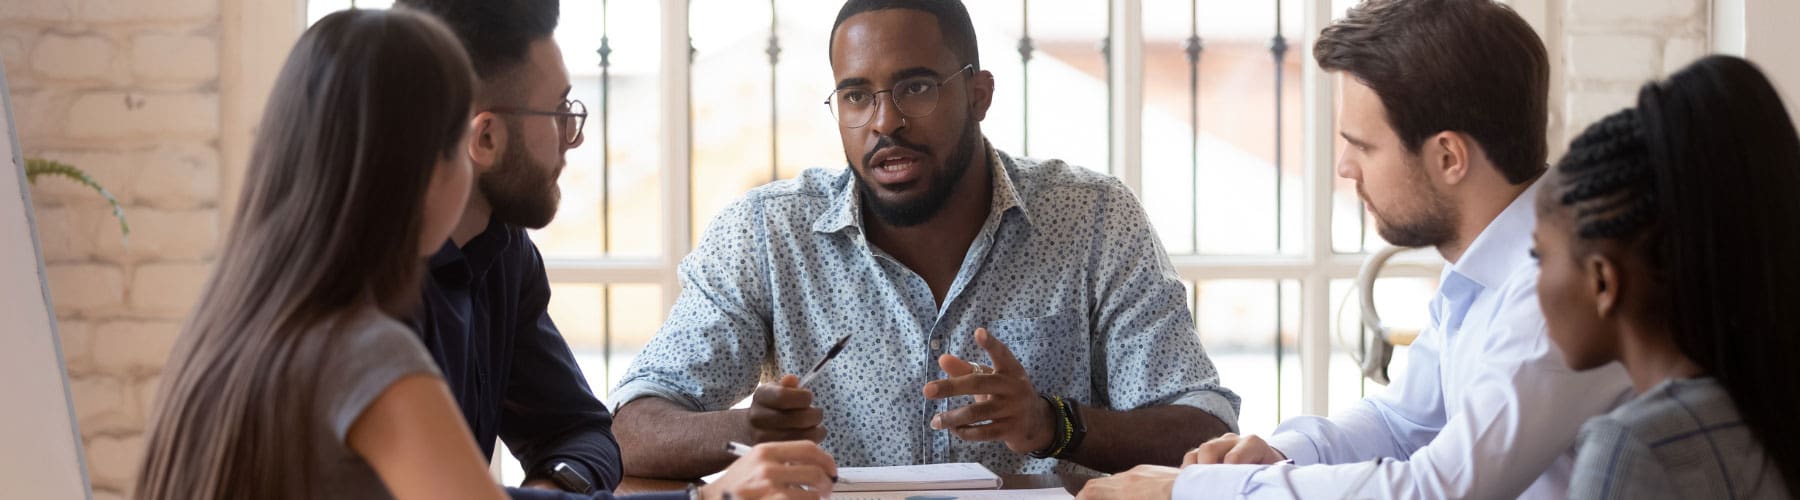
[1532,54,1800,500]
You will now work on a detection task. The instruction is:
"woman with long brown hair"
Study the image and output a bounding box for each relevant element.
[136,8,834,500]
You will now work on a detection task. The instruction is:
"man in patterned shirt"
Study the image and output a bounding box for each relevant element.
[611,0,1240,480]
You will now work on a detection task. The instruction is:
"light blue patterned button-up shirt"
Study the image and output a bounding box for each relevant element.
[612,145,1240,474]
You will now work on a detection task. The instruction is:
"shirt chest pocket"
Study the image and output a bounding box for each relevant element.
[984,310,1091,400]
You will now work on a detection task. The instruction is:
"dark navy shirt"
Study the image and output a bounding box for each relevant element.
[416,217,623,491]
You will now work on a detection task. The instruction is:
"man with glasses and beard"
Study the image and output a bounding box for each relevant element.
[395,0,621,495]
[611,0,1240,481]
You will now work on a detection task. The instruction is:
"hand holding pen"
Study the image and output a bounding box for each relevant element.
[746,334,851,444]
[698,441,838,500]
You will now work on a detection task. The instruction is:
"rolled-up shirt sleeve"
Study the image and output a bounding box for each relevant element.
[612,198,773,413]
[1087,177,1240,428]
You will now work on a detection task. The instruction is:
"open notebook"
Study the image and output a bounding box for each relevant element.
[835,488,1073,500]
[834,462,1003,492]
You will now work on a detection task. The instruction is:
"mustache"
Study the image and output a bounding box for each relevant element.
[860,134,935,169]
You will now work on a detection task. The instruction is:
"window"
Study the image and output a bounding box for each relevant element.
[306,0,1444,479]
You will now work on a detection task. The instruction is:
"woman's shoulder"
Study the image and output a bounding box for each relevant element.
[1571,404,1671,500]
[316,306,443,441]
[314,306,442,386]
[1598,378,1738,439]
[329,307,429,355]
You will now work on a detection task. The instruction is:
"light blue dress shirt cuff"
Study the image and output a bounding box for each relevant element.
[1173,463,1267,499]
[608,379,708,414]
[1168,390,1242,434]
[1261,426,1324,465]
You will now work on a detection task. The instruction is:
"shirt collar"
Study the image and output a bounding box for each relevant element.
[1447,179,1541,290]
[429,216,514,285]
[811,139,1031,234]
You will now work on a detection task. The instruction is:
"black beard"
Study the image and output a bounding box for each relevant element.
[852,121,979,228]
[481,120,560,229]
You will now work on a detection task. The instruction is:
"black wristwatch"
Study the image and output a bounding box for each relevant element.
[1058,398,1088,459]
[1029,395,1089,460]
[545,461,594,494]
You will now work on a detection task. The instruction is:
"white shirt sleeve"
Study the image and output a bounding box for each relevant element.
[1172,280,1630,499]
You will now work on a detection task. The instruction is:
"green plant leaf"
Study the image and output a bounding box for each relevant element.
[23,157,131,241]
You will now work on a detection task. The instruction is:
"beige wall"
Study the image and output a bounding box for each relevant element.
[3,0,222,497]
[0,0,1723,497]
[4,0,299,492]
[1743,0,1800,127]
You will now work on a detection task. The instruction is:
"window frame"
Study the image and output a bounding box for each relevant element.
[281,0,1464,423]
[549,0,1447,419]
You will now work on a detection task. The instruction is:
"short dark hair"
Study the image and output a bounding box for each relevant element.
[1315,0,1549,184]
[829,0,979,70]
[394,0,559,82]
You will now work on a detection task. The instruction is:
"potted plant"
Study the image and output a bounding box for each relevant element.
[23,157,129,241]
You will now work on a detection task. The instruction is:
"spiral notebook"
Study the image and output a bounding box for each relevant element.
[834,462,1003,492]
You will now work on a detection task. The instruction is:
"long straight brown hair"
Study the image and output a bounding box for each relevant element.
[135,8,474,499]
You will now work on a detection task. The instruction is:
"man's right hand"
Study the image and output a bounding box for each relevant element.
[748,374,827,443]
[700,441,837,500]
[1183,433,1286,466]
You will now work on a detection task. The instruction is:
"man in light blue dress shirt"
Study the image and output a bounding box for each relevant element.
[609,0,1240,481]
[1082,1,1633,499]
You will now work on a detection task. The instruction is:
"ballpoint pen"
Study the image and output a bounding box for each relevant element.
[796,333,852,389]
[725,441,840,483]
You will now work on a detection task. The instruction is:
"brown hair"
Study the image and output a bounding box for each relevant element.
[1315,0,1549,184]
[135,8,474,499]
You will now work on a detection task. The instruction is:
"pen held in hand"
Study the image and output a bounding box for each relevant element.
[724,441,840,483]
[796,334,852,389]
[725,441,754,457]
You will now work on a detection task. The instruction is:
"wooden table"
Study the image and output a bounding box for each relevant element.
[618,474,1091,495]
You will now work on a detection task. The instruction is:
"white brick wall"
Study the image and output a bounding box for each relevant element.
[5,0,81,24]
[1559,0,1711,144]
[84,434,145,495]
[1,0,220,496]
[1569,0,1703,24]
[80,0,219,24]
[66,91,219,139]
[128,262,211,317]
[1662,36,1707,76]
[1567,34,1660,82]
[93,321,183,375]
[130,32,218,83]
[58,319,97,374]
[46,263,127,313]
[30,34,115,80]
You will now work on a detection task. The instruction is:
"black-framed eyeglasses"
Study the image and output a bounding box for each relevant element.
[488,99,587,146]
[824,64,974,129]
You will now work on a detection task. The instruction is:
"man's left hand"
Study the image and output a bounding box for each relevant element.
[1074,465,1179,500]
[922,328,1057,454]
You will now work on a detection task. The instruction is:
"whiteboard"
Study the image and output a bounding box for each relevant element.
[0,58,93,498]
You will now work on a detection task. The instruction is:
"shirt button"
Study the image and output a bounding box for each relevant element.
[929,338,942,351]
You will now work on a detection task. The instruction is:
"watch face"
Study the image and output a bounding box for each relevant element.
[551,462,593,493]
